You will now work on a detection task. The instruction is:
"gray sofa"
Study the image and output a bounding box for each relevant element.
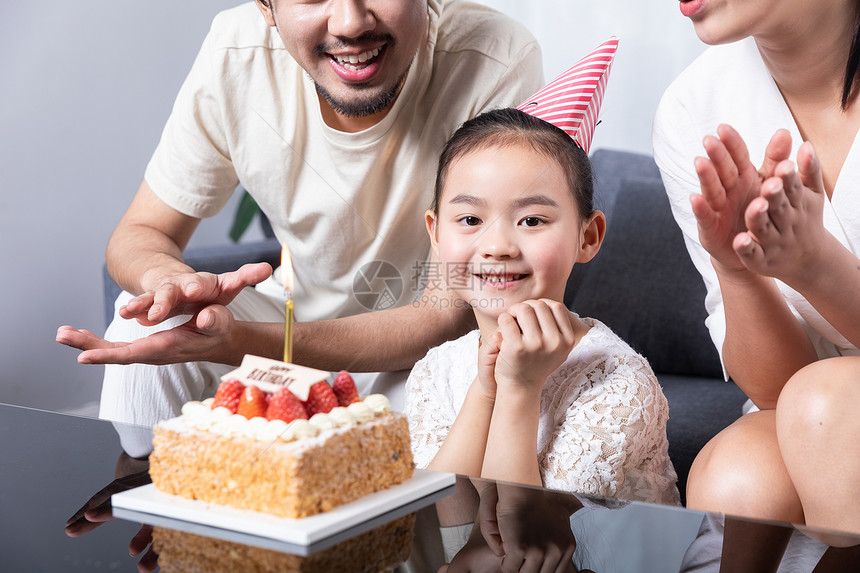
[572,149,747,503]
[103,148,747,504]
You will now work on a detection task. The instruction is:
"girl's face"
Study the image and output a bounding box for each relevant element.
[679,0,824,46]
[426,142,604,325]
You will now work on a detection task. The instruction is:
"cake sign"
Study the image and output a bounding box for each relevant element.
[221,355,330,401]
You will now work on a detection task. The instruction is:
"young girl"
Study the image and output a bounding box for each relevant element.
[406,108,680,506]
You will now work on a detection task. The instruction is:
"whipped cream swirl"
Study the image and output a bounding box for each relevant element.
[179,394,391,443]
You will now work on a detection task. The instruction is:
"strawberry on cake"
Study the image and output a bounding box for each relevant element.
[148,356,414,519]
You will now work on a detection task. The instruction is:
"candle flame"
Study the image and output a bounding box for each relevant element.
[281,242,294,294]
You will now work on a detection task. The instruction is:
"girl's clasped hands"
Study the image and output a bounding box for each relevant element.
[477,299,578,402]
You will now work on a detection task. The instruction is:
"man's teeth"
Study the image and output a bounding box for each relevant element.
[333,47,381,68]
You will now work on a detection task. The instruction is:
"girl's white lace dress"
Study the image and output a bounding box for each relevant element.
[406,317,681,505]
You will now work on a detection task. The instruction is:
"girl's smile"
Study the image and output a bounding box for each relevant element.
[474,270,528,289]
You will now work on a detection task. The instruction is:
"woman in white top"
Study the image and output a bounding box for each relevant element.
[653,0,860,537]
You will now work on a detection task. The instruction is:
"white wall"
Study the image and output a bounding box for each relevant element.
[480,0,705,154]
[0,1,705,413]
[0,0,247,412]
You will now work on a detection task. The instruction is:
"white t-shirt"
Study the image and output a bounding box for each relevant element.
[652,37,860,369]
[406,319,681,505]
[145,0,543,322]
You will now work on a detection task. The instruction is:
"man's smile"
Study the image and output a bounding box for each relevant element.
[329,46,383,70]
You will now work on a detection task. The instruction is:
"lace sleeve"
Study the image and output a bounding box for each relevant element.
[540,352,679,505]
[405,348,457,470]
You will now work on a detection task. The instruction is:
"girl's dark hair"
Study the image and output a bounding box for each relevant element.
[433,108,594,218]
[843,2,860,109]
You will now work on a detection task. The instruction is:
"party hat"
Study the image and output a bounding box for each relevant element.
[517,37,618,154]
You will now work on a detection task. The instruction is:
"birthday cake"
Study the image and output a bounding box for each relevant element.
[148,356,414,519]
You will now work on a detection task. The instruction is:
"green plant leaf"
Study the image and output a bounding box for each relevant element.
[229,191,260,243]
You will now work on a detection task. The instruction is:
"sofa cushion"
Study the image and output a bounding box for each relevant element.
[589,148,663,220]
[566,176,723,379]
[565,149,664,313]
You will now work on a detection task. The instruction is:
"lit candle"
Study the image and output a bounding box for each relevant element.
[281,243,294,363]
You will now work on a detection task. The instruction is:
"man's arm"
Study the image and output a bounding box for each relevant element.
[107,179,271,327]
[107,179,199,296]
[235,264,476,372]
[293,292,475,372]
[60,249,475,371]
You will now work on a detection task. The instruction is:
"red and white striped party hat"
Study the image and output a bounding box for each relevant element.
[517,37,618,154]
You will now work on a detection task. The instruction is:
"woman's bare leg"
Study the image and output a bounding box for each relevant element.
[777,356,860,537]
[687,409,804,523]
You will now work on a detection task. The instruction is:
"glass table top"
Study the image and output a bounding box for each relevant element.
[2,403,857,572]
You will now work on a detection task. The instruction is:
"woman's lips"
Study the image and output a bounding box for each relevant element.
[679,0,707,18]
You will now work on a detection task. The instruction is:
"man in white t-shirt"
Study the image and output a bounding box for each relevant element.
[57,0,542,456]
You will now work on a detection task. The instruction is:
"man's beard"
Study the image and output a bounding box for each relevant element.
[313,65,410,118]
[313,32,411,118]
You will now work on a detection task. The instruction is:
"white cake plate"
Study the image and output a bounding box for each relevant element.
[112,469,455,554]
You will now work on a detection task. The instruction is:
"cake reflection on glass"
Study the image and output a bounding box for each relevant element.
[148,355,414,518]
[152,512,416,572]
